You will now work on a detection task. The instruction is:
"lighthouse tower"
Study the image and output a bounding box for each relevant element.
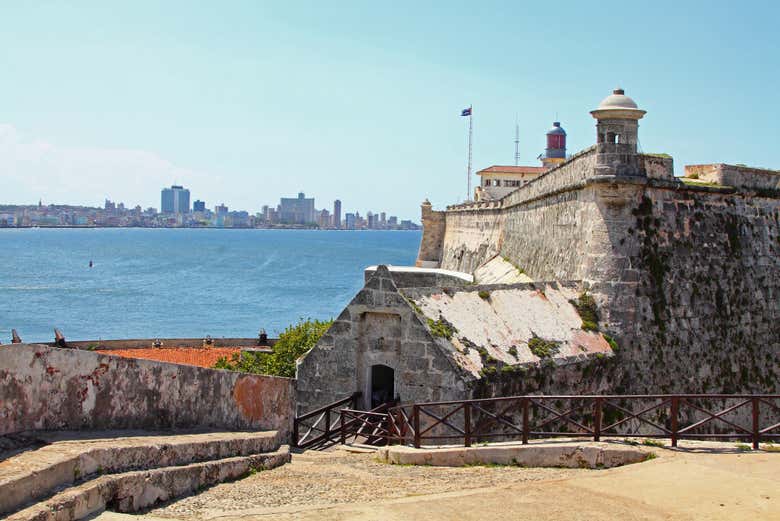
[541,121,567,169]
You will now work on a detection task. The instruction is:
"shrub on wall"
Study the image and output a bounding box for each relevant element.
[214,318,333,378]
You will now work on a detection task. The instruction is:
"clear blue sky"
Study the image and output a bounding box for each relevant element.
[2,1,778,219]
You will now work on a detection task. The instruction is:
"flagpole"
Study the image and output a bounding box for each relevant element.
[467,105,473,201]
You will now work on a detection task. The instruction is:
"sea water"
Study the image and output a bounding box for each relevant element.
[0,228,421,342]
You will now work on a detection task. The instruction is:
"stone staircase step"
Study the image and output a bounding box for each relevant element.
[0,430,281,516]
[7,446,290,521]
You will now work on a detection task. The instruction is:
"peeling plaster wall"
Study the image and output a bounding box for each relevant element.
[0,344,295,439]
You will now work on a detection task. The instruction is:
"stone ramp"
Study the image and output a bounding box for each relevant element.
[0,430,289,520]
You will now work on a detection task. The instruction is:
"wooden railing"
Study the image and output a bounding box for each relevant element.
[389,395,780,449]
[293,393,360,449]
[338,401,404,446]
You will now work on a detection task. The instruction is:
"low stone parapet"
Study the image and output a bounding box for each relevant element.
[377,441,653,469]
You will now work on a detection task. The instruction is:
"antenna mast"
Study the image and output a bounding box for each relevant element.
[514,115,520,166]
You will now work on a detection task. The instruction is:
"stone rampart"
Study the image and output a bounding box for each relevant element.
[0,343,295,438]
[685,163,780,191]
[429,159,780,396]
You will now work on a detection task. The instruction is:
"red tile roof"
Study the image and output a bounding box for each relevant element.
[97,347,242,368]
[477,165,547,175]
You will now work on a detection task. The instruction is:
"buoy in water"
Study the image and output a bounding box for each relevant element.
[89,260,93,268]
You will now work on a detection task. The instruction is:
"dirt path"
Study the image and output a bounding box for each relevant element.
[101,444,779,521]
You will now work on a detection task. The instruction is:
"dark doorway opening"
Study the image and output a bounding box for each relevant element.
[370,364,394,408]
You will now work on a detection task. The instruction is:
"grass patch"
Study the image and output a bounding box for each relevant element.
[571,292,599,332]
[642,452,658,461]
[427,318,455,340]
[528,335,560,358]
[680,178,730,189]
[763,443,780,452]
[602,333,619,351]
[735,443,752,451]
[642,439,665,448]
[478,290,491,300]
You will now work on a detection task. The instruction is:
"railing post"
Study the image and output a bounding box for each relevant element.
[464,402,472,447]
[670,396,679,448]
[325,408,331,443]
[752,397,760,450]
[413,404,421,448]
[293,415,299,448]
[594,397,602,442]
[522,397,529,445]
[340,410,346,445]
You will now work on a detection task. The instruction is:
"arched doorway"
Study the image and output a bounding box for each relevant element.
[370,364,394,408]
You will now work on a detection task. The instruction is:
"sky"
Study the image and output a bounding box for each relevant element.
[1,1,778,219]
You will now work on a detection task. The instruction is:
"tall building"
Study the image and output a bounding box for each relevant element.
[193,200,206,212]
[333,199,342,229]
[161,185,190,214]
[279,192,315,224]
[345,212,356,230]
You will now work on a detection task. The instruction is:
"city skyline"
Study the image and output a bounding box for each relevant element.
[1,2,777,219]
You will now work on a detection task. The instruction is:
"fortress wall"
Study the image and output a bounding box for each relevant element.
[438,206,505,274]
[685,164,780,191]
[598,185,780,394]
[416,204,446,267]
[0,343,295,438]
[434,166,780,396]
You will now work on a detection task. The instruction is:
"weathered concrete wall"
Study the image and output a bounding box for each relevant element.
[0,344,295,438]
[296,266,470,413]
[438,205,505,274]
[685,163,780,191]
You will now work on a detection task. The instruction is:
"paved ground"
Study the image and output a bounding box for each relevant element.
[96,442,779,521]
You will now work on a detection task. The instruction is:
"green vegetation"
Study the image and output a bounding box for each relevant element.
[478,290,491,300]
[735,443,752,451]
[602,333,619,351]
[642,452,658,461]
[764,443,780,452]
[571,292,599,331]
[680,178,730,189]
[502,255,526,275]
[508,345,518,358]
[528,335,560,358]
[86,343,98,351]
[214,318,332,377]
[642,439,665,448]
[405,297,424,315]
[427,318,455,340]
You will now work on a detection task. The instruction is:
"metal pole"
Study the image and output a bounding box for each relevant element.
[467,108,473,201]
[340,410,346,445]
[670,397,679,448]
[325,408,331,444]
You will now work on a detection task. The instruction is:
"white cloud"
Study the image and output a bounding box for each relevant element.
[0,124,216,208]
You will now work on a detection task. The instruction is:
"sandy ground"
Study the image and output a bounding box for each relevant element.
[97,442,779,521]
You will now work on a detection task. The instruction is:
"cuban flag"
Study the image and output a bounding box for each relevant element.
[460,107,472,117]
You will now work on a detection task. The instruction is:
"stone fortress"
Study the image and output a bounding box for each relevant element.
[296,88,780,413]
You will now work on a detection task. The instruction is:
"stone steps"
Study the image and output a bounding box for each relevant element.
[0,430,285,519]
[7,447,290,521]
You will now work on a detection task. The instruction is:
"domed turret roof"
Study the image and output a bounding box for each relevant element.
[590,88,646,120]
[597,88,638,109]
[547,121,566,135]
